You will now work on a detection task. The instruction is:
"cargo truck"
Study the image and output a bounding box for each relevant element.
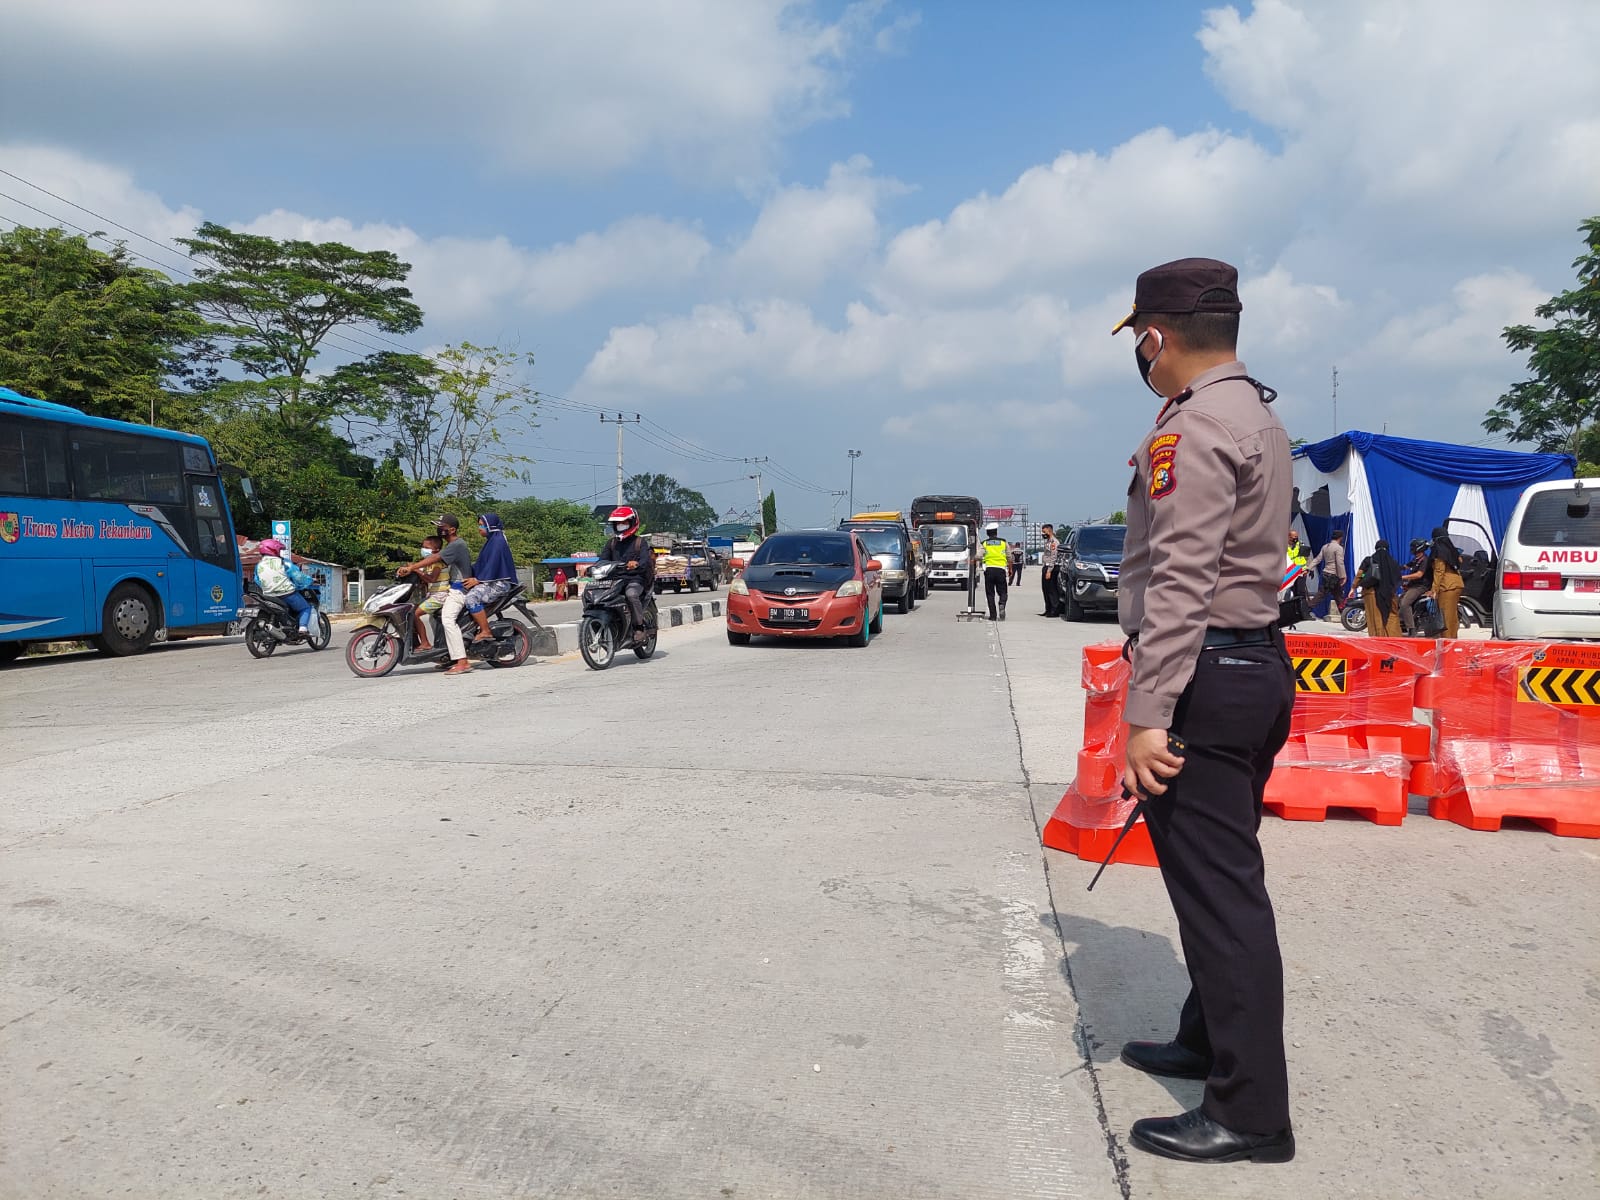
[910,496,982,591]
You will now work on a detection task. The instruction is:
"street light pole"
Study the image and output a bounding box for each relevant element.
[847,449,862,516]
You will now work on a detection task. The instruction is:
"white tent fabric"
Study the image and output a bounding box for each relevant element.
[1446,484,1497,553]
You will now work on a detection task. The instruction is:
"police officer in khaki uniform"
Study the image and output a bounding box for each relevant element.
[1111,258,1298,1163]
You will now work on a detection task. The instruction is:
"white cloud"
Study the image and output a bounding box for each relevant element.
[1361,270,1547,369]
[0,144,201,261]
[877,128,1290,304]
[580,294,1075,397]
[1199,0,1600,237]
[882,396,1084,444]
[733,156,904,292]
[241,210,710,325]
[0,0,902,182]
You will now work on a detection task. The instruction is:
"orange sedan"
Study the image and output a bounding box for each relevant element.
[726,529,884,647]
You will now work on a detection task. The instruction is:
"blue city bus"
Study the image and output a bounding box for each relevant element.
[0,386,243,660]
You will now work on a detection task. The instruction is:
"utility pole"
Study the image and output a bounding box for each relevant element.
[1331,366,1339,436]
[749,472,766,538]
[847,449,862,516]
[741,458,769,538]
[828,489,847,524]
[599,413,640,505]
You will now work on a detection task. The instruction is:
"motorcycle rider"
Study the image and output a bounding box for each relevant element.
[253,538,316,637]
[398,513,475,674]
[1398,538,1430,635]
[459,512,518,646]
[596,506,655,644]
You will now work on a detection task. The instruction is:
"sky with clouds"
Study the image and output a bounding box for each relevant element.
[2,0,1598,529]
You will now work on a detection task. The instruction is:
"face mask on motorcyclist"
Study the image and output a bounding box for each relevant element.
[1134,326,1165,397]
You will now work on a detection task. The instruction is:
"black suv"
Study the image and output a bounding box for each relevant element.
[1056,524,1126,620]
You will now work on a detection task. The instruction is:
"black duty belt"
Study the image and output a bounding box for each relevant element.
[1201,626,1275,649]
[1123,626,1276,659]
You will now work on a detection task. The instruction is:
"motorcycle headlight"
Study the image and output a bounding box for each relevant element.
[836,580,865,598]
[729,577,749,595]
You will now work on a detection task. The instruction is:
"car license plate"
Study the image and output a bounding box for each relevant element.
[771,607,810,621]
[1575,579,1600,593]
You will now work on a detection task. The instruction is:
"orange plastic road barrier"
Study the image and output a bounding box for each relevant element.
[1263,634,1435,825]
[1427,640,1600,838]
[1041,644,1159,868]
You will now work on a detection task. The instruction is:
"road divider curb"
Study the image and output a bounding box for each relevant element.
[536,599,723,656]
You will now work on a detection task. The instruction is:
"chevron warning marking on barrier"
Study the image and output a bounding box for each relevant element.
[1292,656,1347,694]
[1517,665,1600,706]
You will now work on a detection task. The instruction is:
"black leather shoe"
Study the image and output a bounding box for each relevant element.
[1129,1107,1294,1163]
[1120,1040,1213,1081]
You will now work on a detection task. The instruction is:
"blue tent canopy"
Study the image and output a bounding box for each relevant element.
[1292,431,1574,569]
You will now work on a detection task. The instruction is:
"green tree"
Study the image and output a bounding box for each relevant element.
[762,489,777,535]
[623,472,717,534]
[496,496,605,565]
[177,222,424,433]
[0,226,212,423]
[1483,216,1600,454]
[421,342,538,501]
[1108,509,1127,524]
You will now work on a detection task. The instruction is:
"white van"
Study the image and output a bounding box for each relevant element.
[1495,478,1600,640]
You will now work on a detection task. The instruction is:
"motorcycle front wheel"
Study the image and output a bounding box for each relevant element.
[244,619,278,658]
[1340,600,1366,633]
[580,615,616,670]
[345,626,402,678]
[307,611,333,651]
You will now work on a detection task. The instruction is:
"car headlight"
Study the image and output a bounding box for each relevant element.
[882,569,907,581]
[729,577,749,595]
[836,580,865,597]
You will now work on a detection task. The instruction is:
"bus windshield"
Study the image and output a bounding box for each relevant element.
[0,390,243,656]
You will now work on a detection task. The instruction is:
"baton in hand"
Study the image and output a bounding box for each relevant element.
[1087,733,1186,892]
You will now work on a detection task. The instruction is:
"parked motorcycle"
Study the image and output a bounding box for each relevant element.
[578,561,658,670]
[244,584,332,657]
[344,577,537,678]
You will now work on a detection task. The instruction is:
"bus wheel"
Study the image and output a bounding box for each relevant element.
[95,583,159,656]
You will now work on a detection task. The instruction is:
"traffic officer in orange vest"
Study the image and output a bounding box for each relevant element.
[1112,258,1298,1164]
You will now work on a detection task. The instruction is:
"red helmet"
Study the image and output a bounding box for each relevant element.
[608,506,639,539]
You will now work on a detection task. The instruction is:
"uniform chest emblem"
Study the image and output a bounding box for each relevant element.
[1148,432,1181,500]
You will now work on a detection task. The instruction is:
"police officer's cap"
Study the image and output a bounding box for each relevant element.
[1112,257,1243,334]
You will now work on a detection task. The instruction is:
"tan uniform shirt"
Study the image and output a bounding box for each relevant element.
[1118,361,1293,729]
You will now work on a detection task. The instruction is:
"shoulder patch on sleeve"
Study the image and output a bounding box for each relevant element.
[1148,432,1180,500]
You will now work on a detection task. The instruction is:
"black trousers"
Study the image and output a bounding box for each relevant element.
[984,567,1008,618]
[1141,636,1296,1134]
[1042,567,1059,616]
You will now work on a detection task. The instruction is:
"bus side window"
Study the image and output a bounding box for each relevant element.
[0,416,71,498]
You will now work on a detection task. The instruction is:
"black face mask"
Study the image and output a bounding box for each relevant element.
[1133,328,1165,397]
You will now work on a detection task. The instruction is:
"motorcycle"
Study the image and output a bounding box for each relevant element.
[1341,586,1486,634]
[344,576,538,678]
[244,584,332,657]
[578,561,658,670]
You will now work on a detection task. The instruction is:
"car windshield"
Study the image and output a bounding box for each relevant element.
[1517,490,1600,548]
[1075,526,1127,555]
[929,526,969,550]
[852,528,903,555]
[749,533,855,567]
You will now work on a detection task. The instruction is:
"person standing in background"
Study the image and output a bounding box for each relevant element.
[1010,541,1024,586]
[1039,523,1060,617]
[1398,539,1429,634]
[1426,526,1465,639]
[1360,540,1403,637]
[1312,529,1347,621]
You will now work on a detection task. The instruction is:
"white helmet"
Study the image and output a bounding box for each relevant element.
[986,522,1000,536]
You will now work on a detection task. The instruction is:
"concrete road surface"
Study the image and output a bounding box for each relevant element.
[2,590,1595,1199]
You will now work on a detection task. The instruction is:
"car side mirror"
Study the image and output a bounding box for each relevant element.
[866,559,883,572]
